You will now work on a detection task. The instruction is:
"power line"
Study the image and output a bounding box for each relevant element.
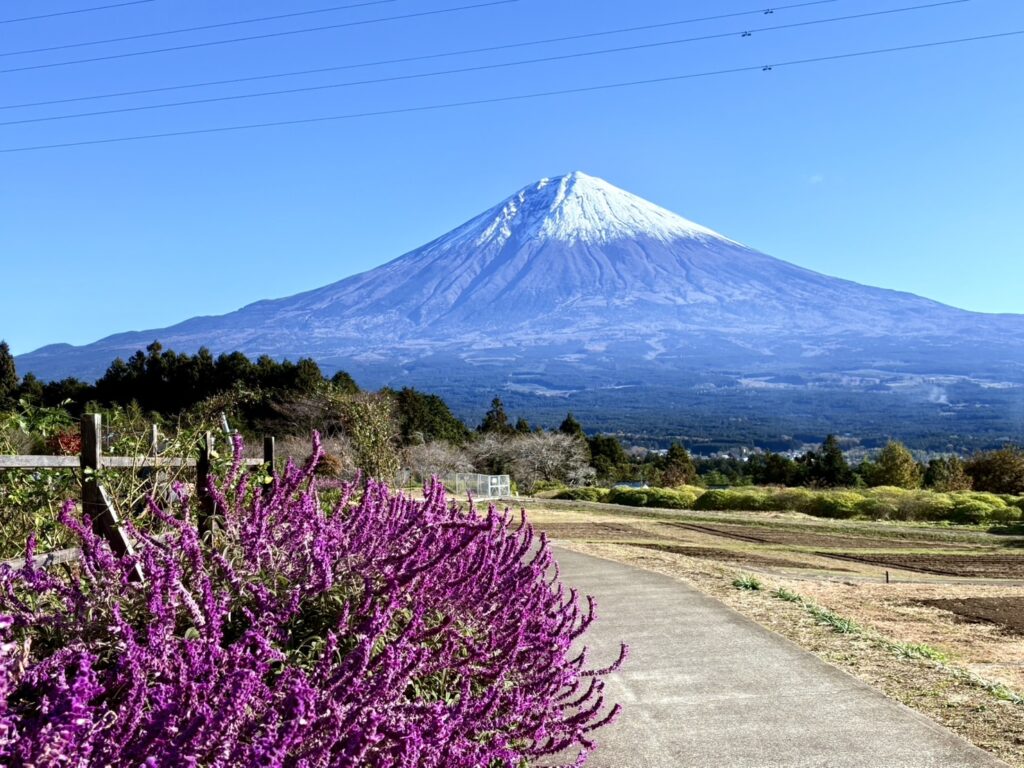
[2,0,403,57]
[3,29,1018,155]
[0,0,156,25]
[0,0,971,128]
[0,0,519,75]
[0,0,848,112]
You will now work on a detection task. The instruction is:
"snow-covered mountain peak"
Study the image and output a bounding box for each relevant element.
[16,168,1024,450]
[466,171,733,247]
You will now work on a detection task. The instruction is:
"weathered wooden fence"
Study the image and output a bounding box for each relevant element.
[0,414,275,570]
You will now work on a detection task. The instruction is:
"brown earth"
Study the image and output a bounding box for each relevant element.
[630,542,844,571]
[528,522,652,541]
[529,520,855,571]
[673,522,979,551]
[922,597,1024,635]
[819,552,1024,579]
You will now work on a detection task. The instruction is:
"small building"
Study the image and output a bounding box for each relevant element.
[443,473,512,499]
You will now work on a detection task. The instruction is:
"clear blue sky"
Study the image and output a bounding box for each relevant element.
[2,0,1022,356]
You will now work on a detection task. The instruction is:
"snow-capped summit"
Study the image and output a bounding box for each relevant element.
[461,171,730,247]
[16,171,1024,445]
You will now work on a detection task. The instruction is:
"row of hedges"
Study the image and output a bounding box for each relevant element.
[553,485,1024,525]
[604,486,705,510]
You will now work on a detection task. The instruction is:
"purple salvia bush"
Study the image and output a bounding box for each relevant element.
[0,434,626,767]
[1,615,18,755]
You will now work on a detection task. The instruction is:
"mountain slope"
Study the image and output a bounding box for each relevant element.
[17,172,1024,445]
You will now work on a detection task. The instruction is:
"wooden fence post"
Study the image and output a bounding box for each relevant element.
[263,436,276,473]
[139,423,159,507]
[196,431,217,537]
[80,414,138,564]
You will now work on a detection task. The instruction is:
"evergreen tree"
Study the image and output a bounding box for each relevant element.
[587,434,630,481]
[694,455,754,486]
[872,440,922,488]
[391,387,470,445]
[95,357,132,407]
[330,370,360,395]
[42,378,92,414]
[855,459,879,487]
[661,442,697,486]
[965,447,1024,494]
[477,397,513,434]
[293,358,324,393]
[16,372,43,403]
[214,351,257,393]
[923,456,972,492]
[749,452,798,486]
[807,435,854,488]
[514,417,532,434]
[194,347,216,394]
[558,412,586,440]
[556,411,590,462]
[0,340,17,406]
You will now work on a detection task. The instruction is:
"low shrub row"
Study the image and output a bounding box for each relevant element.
[552,486,608,502]
[553,485,1024,525]
[604,486,704,510]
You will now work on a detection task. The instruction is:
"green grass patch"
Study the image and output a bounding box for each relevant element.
[771,586,803,603]
[887,641,948,662]
[947,667,1024,705]
[732,574,763,591]
[805,604,862,634]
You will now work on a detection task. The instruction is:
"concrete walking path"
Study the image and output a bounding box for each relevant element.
[555,547,1008,768]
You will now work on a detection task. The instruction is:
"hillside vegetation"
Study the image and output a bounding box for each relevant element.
[4,341,1024,544]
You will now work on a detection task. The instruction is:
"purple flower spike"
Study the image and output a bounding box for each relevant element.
[0,435,625,767]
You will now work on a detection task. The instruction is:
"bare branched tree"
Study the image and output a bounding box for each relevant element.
[402,441,474,482]
[470,432,591,493]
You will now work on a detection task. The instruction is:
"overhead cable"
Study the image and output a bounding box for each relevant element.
[2,29,1018,154]
[0,0,849,111]
[0,0,972,127]
[0,0,156,25]
[0,0,520,75]
[1,0,404,56]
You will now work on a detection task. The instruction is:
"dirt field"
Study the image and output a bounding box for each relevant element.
[671,521,979,551]
[821,552,1024,579]
[532,522,655,541]
[923,596,1024,635]
[516,498,1024,767]
[629,542,833,570]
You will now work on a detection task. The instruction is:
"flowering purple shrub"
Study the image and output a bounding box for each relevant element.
[0,435,625,767]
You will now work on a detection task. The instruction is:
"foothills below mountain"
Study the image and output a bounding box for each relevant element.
[19,172,1024,450]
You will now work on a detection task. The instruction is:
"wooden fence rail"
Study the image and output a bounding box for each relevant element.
[1,414,276,572]
[0,456,201,469]
[1,533,176,572]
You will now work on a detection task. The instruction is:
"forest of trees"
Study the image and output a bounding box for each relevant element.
[2,340,1024,494]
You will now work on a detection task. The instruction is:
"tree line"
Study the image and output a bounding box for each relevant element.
[2,340,1022,494]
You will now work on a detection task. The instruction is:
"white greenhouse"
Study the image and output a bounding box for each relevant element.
[442,473,512,499]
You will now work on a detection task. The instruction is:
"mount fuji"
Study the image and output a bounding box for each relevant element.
[17,172,1024,447]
